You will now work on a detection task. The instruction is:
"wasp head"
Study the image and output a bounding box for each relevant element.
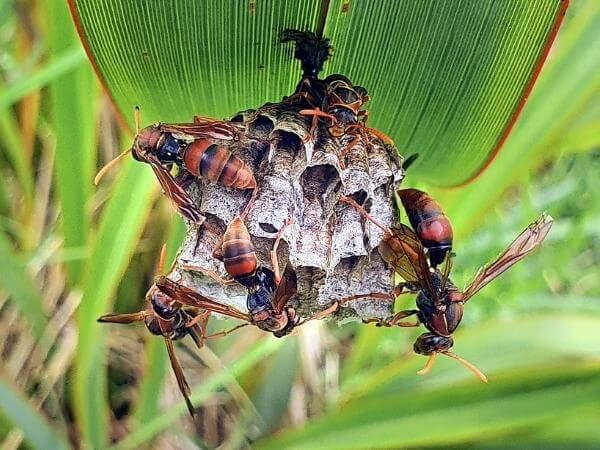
[132,125,162,161]
[413,332,454,355]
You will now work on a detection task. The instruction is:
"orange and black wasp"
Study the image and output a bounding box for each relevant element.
[398,188,454,268]
[98,246,210,417]
[340,195,553,382]
[95,109,256,224]
[161,216,301,337]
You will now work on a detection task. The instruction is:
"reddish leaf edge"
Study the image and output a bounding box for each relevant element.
[452,0,570,188]
[67,0,131,134]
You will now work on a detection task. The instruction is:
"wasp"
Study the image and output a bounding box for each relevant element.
[163,217,301,337]
[97,246,212,417]
[398,188,453,267]
[339,195,553,382]
[94,109,256,224]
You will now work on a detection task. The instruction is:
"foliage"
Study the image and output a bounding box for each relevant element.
[71,0,567,186]
[0,0,598,449]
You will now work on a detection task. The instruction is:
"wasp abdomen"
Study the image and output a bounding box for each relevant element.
[399,189,453,266]
[221,217,258,283]
[184,140,256,189]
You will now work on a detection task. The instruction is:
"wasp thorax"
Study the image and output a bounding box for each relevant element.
[413,333,454,355]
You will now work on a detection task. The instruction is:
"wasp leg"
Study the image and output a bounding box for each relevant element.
[339,195,392,236]
[299,108,337,142]
[298,291,396,326]
[270,218,295,285]
[363,309,420,327]
[204,323,249,340]
[240,187,258,221]
[338,134,362,169]
[181,262,235,286]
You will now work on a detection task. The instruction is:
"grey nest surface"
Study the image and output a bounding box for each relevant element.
[170,100,406,321]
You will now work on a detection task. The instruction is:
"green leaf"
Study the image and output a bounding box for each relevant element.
[257,313,600,449]
[73,158,156,449]
[0,230,47,338]
[0,375,70,450]
[69,0,567,185]
[46,0,99,284]
[0,45,85,110]
[252,338,299,435]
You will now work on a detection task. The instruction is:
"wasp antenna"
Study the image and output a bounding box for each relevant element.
[416,353,437,376]
[157,243,168,275]
[134,106,141,133]
[94,148,132,185]
[443,351,488,383]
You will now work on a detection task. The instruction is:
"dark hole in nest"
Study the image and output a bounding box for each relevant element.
[248,114,274,137]
[301,164,340,201]
[259,222,278,233]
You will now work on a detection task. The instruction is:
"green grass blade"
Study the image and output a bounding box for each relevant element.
[45,0,99,284]
[130,338,168,427]
[111,336,283,450]
[73,158,156,449]
[258,313,600,449]
[69,1,567,185]
[252,338,299,435]
[0,230,47,338]
[0,46,85,110]
[0,111,34,204]
[0,375,70,450]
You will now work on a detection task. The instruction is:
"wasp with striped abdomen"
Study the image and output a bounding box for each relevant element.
[95,109,256,224]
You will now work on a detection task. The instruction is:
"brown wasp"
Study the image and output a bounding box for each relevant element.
[159,216,301,337]
[94,108,256,223]
[98,246,211,417]
[340,195,553,382]
[398,188,453,268]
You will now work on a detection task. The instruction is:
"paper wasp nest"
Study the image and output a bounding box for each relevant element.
[173,101,405,320]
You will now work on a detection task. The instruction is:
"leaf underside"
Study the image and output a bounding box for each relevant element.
[70,0,567,185]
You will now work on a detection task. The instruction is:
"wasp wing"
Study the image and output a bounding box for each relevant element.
[164,337,195,417]
[146,155,204,224]
[378,223,437,298]
[462,213,553,302]
[155,276,251,322]
[272,266,298,314]
[159,121,239,141]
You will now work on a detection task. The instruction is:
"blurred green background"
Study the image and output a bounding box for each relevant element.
[0,1,598,449]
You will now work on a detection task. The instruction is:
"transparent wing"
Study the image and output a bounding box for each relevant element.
[379,223,437,299]
[462,213,553,302]
[164,337,195,417]
[146,154,204,223]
